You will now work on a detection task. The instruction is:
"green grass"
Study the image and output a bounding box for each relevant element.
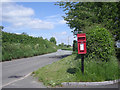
[33,55,77,87]
[61,47,72,51]
[33,54,120,87]
[58,46,73,51]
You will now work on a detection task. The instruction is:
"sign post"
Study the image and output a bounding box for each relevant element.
[81,54,84,74]
[77,33,87,74]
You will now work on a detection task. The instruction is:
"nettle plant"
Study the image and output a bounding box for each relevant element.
[86,26,115,62]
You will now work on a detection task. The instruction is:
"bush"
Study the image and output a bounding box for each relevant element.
[86,26,115,62]
[2,32,57,61]
[115,47,120,61]
[2,42,57,61]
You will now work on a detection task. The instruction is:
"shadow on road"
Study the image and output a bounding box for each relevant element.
[8,75,23,78]
[49,54,71,59]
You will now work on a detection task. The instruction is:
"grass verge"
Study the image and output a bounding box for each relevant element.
[58,46,73,51]
[61,47,73,51]
[33,54,120,87]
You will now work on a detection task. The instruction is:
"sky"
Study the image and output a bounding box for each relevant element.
[1,2,74,45]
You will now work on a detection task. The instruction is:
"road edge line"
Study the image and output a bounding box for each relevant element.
[1,72,32,88]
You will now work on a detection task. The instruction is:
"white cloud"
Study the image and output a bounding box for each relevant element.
[61,31,67,35]
[45,14,60,19]
[3,4,34,17]
[52,31,73,45]
[0,6,2,23]
[2,3,54,30]
[27,18,54,29]
[54,31,67,36]
[1,0,13,2]
[58,20,67,24]
[15,33,21,35]
[45,14,66,25]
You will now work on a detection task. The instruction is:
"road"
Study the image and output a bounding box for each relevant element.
[1,49,119,89]
[1,50,72,88]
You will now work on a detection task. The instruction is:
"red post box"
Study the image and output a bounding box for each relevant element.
[77,33,87,54]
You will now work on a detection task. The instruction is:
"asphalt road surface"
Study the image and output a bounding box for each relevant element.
[1,50,72,88]
[1,50,119,89]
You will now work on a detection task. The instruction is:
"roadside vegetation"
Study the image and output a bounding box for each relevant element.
[2,31,57,61]
[33,26,120,87]
[33,2,120,87]
[33,54,119,87]
[0,27,2,61]
[50,37,57,45]
[58,43,72,51]
[1,2,120,87]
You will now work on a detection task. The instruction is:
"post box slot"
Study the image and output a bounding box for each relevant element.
[78,37,85,40]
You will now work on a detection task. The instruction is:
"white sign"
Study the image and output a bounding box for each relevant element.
[80,44,84,50]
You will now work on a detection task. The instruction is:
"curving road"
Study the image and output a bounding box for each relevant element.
[1,50,72,88]
[1,49,119,89]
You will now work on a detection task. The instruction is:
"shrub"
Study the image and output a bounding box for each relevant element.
[73,40,77,51]
[115,47,120,61]
[2,31,57,61]
[86,26,115,62]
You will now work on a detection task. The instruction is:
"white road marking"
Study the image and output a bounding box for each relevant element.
[0,72,32,88]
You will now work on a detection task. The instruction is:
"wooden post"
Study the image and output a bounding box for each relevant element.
[81,54,84,74]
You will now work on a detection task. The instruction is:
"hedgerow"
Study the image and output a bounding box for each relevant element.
[2,32,57,61]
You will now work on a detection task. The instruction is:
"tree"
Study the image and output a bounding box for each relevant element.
[21,32,28,36]
[58,44,61,46]
[56,2,120,41]
[50,37,57,45]
[0,26,4,30]
[45,38,48,41]
[61,43,64,47]
[73,40,77,51]
[0,26,3,46]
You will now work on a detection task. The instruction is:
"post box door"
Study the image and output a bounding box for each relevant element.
[77,33,87,54]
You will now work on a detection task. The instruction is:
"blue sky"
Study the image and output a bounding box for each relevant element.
[2,2,74,45]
